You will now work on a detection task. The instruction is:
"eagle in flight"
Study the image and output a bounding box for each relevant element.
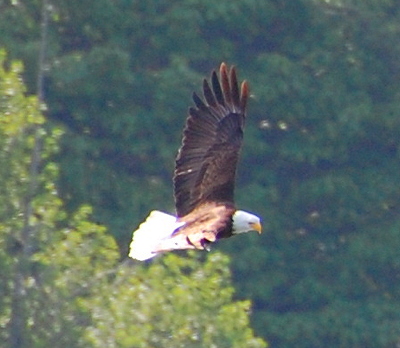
[129,63,262,261]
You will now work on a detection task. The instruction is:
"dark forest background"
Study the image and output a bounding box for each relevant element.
[1,0,400,347]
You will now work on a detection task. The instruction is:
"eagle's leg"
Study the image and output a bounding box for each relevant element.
[186,230,216,250]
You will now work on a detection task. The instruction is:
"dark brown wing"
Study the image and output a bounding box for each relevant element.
[174,63,249,217]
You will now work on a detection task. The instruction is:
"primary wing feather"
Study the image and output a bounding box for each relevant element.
[174,63,248,217]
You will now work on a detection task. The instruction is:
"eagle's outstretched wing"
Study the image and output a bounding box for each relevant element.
[174,63,248,217]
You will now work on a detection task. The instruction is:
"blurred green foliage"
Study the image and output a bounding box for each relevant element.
[82,252,266,348]
[1,0,400,346]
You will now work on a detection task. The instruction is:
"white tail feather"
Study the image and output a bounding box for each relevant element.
[129,211,185,261]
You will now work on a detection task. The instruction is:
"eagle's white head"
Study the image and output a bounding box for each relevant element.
[232,210,262,235]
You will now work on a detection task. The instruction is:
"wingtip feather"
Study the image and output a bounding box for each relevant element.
[220,62,232,105]
[229,66,240,108]
[212,69,225,106]
[203,78,217,107]
[240,80,249,111]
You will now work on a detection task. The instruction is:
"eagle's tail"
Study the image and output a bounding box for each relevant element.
[128,211,186,261]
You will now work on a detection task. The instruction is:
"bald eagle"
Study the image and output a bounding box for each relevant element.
[129,63,261,261]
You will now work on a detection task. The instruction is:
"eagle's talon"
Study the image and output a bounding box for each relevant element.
[201,239,211,252]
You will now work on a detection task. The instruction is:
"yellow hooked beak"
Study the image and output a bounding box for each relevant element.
[250,221,262,234]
